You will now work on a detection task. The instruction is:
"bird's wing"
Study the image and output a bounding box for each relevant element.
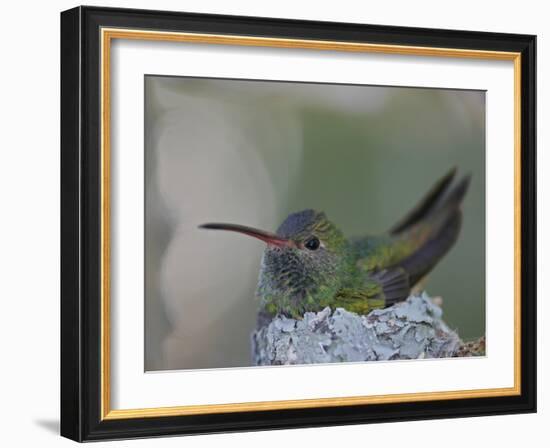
[335,267,410,314]
[370,267,411,305]
[354,169,470,288]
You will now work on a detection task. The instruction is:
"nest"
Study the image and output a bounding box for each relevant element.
[251,293,483,365]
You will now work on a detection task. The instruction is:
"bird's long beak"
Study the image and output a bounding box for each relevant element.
[199,223,293,248]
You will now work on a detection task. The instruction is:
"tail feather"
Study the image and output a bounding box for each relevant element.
[390,167,457,235]
[399,210,462,286]
[389,172,471,287]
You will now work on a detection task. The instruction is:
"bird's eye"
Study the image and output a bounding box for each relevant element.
[304,237,320,251]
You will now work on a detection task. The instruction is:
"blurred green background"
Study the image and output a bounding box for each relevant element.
[145,76,485,371]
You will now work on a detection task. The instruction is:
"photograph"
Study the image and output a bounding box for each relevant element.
[144,76,486,371]
[57,4,537,442]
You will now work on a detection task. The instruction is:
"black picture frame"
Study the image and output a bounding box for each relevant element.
[61,5,536,442]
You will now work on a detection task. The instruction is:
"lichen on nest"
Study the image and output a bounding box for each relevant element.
[251,292,481,366]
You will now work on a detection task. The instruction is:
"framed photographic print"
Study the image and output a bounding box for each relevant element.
[60,6,536,442]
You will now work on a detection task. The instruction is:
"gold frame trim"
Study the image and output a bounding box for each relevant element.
[100,28,522,420]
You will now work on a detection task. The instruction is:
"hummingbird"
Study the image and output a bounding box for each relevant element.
[200,168,470,320]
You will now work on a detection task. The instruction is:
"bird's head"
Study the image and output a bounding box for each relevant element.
[200,210,350,311]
